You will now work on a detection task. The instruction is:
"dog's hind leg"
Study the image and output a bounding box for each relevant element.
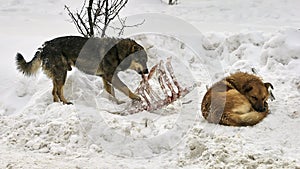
[238,111,268,126]
[52,80,60,102]
[224,111,268,126]
[57,71,72,105]
[57,84,72,105]
[51,71,72,105]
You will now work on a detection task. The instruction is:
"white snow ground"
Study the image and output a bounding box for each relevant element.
[0,0,300,168]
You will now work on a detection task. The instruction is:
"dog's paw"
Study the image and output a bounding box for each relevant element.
[130,94,141,101]
[63,101,73,105]
[128,92,141,101]
[115,99,126,105]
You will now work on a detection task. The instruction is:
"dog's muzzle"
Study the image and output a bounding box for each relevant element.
[255,105,267,112]
[257,107,267,112]
[138,68,149,75]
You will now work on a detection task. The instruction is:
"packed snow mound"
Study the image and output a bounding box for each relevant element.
[1,33,206,158]
[1,29,300,168]
[2,103,86,155]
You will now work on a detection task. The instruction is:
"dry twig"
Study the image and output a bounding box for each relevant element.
[65,0,143,37]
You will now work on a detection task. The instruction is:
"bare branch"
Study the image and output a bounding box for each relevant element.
[65,0,140,37]
[87,0,94,37]
[79,0,88,15]
[65,5,86,36]
[115,16,145,36]
[77,13,90,36]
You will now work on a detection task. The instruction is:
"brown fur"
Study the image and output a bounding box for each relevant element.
[201,72,273,126]
[16,36,148,104]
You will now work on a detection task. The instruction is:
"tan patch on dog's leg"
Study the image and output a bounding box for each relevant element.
[112,76,141,100]
[102,77,115,97]
[239,111,268,126]
[225,111,268,126]
[56,83,72,104]
[122,86,141,100]
[52,81,59,102]
[102,77,125,104]
[54,72,72,105]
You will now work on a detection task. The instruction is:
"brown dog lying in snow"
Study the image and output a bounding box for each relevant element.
[201,72,273,126]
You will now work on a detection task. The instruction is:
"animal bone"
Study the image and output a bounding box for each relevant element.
[116,57,199,115]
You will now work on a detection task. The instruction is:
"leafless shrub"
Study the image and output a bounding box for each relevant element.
[65,0,144,37]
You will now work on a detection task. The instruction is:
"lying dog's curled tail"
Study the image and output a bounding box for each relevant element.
[16,51,41,76]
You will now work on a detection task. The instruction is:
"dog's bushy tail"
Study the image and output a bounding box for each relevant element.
[16,51,41,76]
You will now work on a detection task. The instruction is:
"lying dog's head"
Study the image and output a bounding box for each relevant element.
[243,81,274,112]
[117,39,148,75]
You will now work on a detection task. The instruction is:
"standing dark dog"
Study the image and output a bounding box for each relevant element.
[201,72,273,126]
[16,36,148,104]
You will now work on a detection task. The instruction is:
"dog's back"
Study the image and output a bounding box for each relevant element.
[16,36,88,76]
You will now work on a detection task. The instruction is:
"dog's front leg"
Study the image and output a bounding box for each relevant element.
[102,77,115,97]
[112,75,141,101]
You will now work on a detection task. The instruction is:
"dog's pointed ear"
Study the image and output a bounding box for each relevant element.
[265,82,275,101]
[264,82,274,90]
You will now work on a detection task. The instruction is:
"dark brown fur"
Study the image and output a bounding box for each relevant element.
[201,72,273,126]
[16,36,148,104]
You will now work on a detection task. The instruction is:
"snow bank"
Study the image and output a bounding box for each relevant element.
[1,28,300,168]
[1,33,204,158]
[1,0,300,168]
